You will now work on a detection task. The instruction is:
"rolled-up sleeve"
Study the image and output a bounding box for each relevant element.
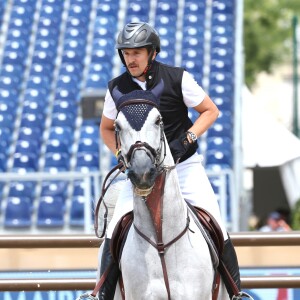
[181,71,206,108]
[102,90,117,120]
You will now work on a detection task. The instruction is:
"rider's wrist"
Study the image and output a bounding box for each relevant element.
[186,131,197,143]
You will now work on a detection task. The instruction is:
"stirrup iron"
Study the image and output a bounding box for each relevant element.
[76,293,98,300]
[232,291,254,300]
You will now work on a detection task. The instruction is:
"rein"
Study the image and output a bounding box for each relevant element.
[94,162,125,238]
[133,171,190,300]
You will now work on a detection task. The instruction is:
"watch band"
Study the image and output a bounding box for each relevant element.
[187,131,197,143]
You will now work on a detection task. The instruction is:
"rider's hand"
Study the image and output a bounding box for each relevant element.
[115,149,126,172]
[168,132,194,163]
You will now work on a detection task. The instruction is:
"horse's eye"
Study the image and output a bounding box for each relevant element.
[155,116,162,125]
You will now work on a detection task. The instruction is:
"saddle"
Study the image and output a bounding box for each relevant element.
[110,205,225,265]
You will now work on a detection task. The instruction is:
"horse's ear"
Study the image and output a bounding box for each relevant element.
[151,79,164,100]
[112,86,124,102]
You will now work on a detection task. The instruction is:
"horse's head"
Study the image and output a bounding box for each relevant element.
[113,81,166,196]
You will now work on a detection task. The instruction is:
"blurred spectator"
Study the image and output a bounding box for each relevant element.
[259,211,291,232]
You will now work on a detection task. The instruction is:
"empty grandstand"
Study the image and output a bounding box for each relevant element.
[0,0,242,233]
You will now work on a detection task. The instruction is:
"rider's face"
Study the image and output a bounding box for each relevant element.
[122,48,153,81]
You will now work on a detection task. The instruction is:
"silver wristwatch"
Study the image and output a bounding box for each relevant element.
[187,131,197,143]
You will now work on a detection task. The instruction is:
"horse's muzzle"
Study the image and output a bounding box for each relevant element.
[127,149,158,191]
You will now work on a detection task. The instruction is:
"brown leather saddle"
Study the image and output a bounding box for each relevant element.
[110,205,225,265]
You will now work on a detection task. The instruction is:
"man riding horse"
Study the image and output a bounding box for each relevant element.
[99,22,250,299]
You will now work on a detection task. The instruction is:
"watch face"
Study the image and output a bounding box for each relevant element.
[187,131,197,142]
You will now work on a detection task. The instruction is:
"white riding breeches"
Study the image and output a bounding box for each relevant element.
[105,153,228,240]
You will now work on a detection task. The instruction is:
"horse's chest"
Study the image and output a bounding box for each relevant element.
[119,226,214,299]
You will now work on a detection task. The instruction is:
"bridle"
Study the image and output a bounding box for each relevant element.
[115,99,167,173]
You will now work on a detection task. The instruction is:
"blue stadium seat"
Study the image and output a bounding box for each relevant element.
[209,71,233,86]
[0,153,7,172]
[51,112,76,128]
[22,100,46,117]
[68,3,91,22]
[15,139,40,155]
[0,127,11,146]
[80,124,99,139]
[0,101,17,117]
[206,122,232,139]
[48,126,74,143]
[54,88,79,103]
[184,0,206,15]
[25,74,51,92]
[91,48,112,64]
[78,138,99,153]
[55,74,80,92]
[209,83,233,99]
[210,58,233,73]
[127,1,149,18]
[0,89,19,104]
[58,63,82,81]
[4,197,32,228]
[211,13,234,27]
[40,180,69,198]
[20,113,45,131]
[31,48,57,66]
[0,64,23,81]
[69,196,85,227]
[0,74,22,92]
[18,126,43,143]
[12,152,39,173]
[96,1,119,16]
[212,0,235,15]
[0,113,14,130]
[39,3,63,25]
[45,139,70,154]
[156,1,177,15]
[8,181,36,199]
[85,72,109,89]
[75,152,99,172]
[205,149,232,168]
[23,88,49,104]
[36,196,65,228]
[44,152,70,171]
[52,100,78,117]
[206,136,232,153]
[35,28,60,49]
[64,26,87,42]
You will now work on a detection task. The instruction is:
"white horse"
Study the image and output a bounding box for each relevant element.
[92,85,229,300]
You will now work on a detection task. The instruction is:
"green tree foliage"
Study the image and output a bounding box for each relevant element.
[243,0,300,88]
[291,199,300,229]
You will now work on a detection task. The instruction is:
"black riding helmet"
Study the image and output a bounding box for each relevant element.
[116,22,160,76]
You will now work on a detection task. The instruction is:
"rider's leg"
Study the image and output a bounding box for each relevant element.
[98,238,120,300]
[98,180,133,299]
[176,153,244,298]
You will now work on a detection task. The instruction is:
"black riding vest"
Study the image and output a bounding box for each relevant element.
[108,60,198,162]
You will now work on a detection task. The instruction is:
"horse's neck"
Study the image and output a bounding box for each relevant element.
[133,161,188,242]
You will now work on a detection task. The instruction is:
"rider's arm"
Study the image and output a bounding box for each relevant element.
[181,71,219,140]
[100,115,117,154]
[188,95,219,140]
[100,90,118,154]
